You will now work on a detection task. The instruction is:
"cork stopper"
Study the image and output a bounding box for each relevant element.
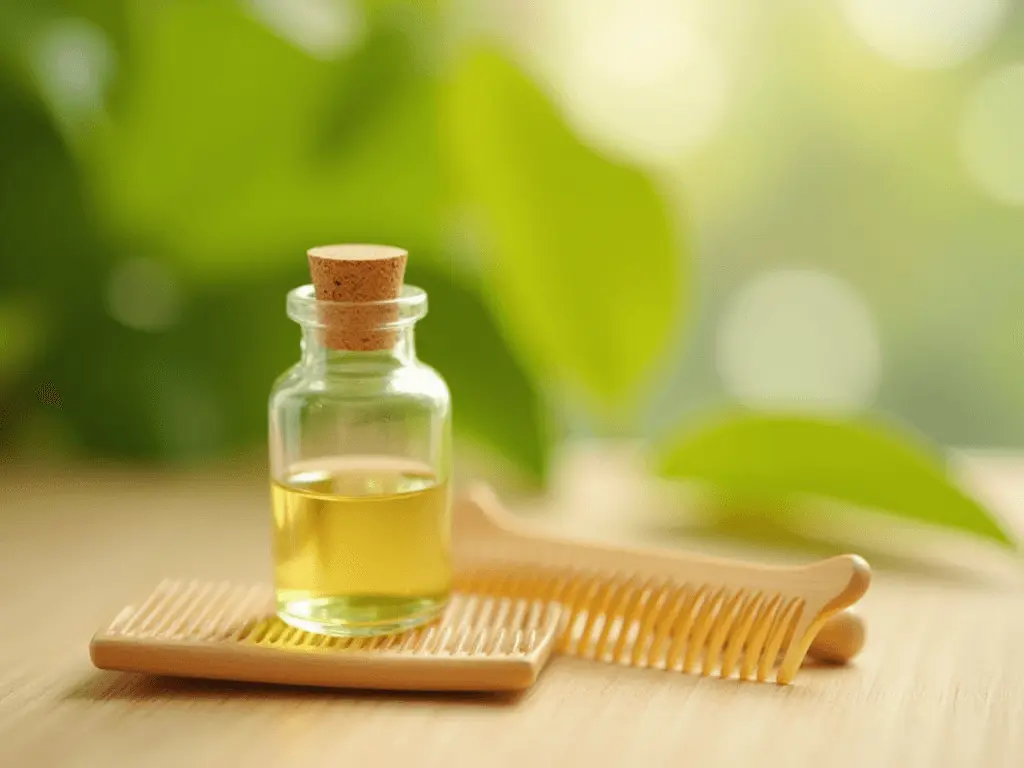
[306,244,408,351]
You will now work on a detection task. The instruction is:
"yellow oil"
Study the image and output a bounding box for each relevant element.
[272,458,451,636]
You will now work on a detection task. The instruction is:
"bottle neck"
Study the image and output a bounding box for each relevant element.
[299,325,418,369]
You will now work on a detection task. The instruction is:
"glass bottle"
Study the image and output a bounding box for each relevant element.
[268,256,452,637]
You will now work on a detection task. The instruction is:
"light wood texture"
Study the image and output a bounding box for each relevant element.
[1,447,1023,766]
[453,485,869,683]
[91,582,560,692]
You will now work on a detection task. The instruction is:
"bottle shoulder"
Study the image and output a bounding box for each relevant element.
[408,361,451,399]
[269,363,304,400]
[269,359,449,408]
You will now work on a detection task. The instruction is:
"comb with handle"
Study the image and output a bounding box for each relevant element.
[452,484,870,684]
[91,581,562,692]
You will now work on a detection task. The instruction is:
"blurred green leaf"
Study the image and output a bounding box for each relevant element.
[2,5,542,471]
[657,412,1015,548]
[0,70,109,300]
[0,0,123,73]
[0,298,46,387]
[0,68,115,445]
[100,0,335,259]
[444,46,684,418]
[409,259,549,481]
[44,265,305,461]
[98,0,447,276]
[188,12,450,263]
[42,309,193,460]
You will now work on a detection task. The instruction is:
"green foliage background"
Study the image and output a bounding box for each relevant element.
[0,0,1018,548]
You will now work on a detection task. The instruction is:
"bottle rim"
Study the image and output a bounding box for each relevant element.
[286,284,428,329]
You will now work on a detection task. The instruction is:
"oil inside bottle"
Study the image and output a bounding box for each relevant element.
[272,457,451,636]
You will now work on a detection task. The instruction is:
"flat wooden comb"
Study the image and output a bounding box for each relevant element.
[452,484,871,684]
[91,582,561,692]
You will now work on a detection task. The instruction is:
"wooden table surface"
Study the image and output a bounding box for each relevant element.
[1,447,1022,767]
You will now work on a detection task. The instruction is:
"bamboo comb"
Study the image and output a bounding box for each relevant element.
[452,484,871,685]
[91,582,562,692]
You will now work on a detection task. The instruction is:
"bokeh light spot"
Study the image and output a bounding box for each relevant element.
[961,63,1024,207]
[548,0,730,165]
[248,0,363,60]
[716,269,881,413]
[840,0,1009,69]
[105,258,184,333]
[31,18,115,120]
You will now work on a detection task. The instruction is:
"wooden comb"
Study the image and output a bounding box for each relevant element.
[452,484,871,684]
[91,582,561,692]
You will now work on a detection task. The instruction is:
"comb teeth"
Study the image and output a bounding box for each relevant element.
[110,580,552,657]
[456,568,808,683]
[92,581,562,691]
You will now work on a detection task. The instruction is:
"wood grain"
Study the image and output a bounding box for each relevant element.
[90,583,561,692]
[1,448,1022,767]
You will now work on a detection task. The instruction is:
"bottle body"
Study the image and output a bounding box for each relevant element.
[269,285,452,636]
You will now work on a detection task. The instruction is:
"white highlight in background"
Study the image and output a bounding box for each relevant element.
[545,0,730,165]
[31,18,114,122]
[839,0,1009,69]
[961,63,1024,207]
[248,0,363,60]
[106,258,184,333]
[716,269,881,413]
